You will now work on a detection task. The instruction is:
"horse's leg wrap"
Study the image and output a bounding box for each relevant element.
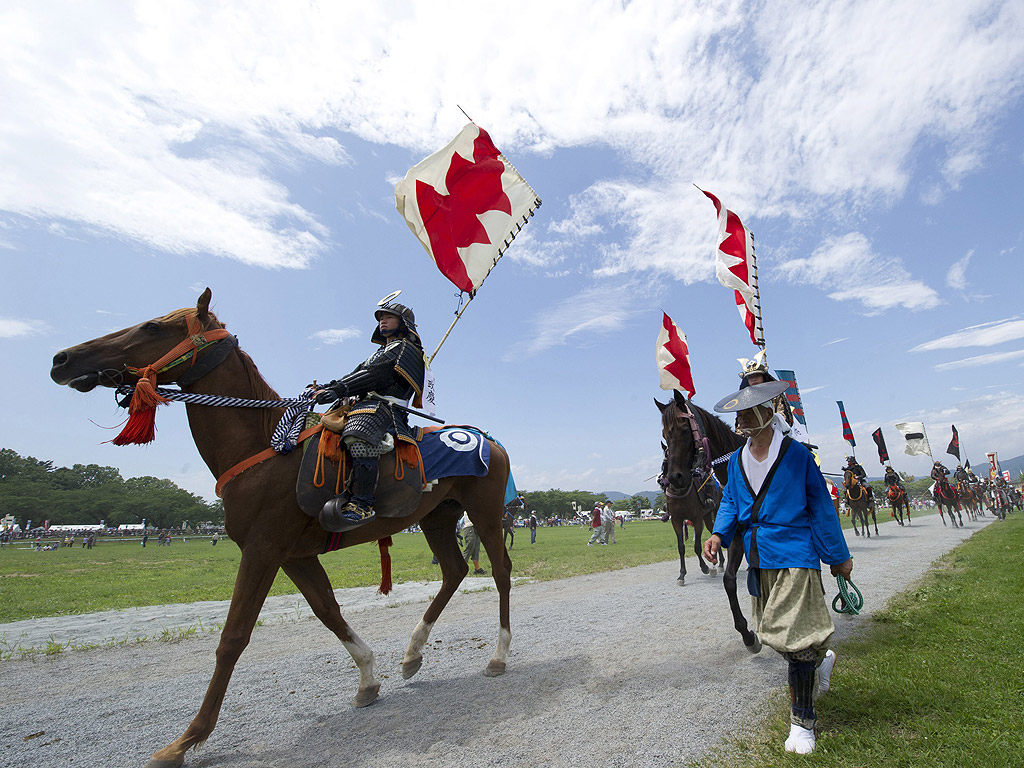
[784,648,818,729]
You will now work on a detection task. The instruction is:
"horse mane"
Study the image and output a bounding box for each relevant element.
[687,400,745,456]
[164,307,281,440]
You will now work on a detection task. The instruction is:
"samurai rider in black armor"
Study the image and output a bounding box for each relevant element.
[931,461,950,484]
[845,455,872,498]
[314,301,425,530]
[883,464,903,490]
[953,464,969,485]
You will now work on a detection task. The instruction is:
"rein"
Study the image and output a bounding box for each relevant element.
[109,310,320,496]
[832,575,864,615]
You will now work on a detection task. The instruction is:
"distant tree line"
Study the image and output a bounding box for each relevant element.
[517,489,658,519]
[0,448,223,529]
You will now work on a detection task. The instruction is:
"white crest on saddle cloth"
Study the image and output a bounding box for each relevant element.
[439,429,481,452]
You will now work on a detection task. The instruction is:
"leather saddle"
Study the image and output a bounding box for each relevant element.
[295,416,423,523]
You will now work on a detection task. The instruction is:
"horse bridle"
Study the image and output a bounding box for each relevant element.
[660,399,714,500]
[111,312,236,404]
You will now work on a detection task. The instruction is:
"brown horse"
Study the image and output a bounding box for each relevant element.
[886,483,911,526]
[843,469,878,537]
[656,390,761,653]
[50,289,513,768]
[956,481,980,521]
[933,479,962,527]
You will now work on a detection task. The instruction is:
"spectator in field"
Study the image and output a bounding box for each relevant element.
[529,512,538,544]
[461,511,485,574]
[212,532,219,546]
[602,501,617,544]
[587,504,604,546]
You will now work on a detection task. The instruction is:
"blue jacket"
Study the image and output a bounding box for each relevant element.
[713,437,850,570]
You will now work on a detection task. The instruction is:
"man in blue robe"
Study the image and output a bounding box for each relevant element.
[704,376,853,755]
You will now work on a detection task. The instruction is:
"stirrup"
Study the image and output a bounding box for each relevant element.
[320,496,376,533]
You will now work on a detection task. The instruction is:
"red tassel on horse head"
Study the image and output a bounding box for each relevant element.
[111,366,171,445]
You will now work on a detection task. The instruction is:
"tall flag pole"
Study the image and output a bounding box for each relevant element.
[871,427,890,465]
[697,187,765,359]
[395,122,541,365]
[895,422,932,457]
[656,312,696,398]
[836,401,856,455]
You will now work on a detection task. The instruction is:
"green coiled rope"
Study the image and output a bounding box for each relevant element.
[832,575,864,615]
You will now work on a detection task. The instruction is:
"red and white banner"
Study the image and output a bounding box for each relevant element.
[656,312,696,398]
[395,123,540,294]
[699,188,758,346]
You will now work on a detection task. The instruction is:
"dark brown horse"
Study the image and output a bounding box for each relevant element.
[933,478,962,527]
[50,289,513,768]
[843,469,878,537]
[656,390,761,653]
[886,483,911,526]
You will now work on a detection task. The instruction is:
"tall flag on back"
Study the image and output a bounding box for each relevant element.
[986,451,999,480]
[774,369,806,427]
[836,401,855,448]
[946,424,961,461]
[395,123,541,295]
[656,313,696,398]
[896,422,932,457]
[871,427,889,464]
[699,189,760,347]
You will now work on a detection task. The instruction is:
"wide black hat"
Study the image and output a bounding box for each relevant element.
[713,380,789,414]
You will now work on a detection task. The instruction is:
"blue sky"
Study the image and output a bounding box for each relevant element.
[2,1,1023,501]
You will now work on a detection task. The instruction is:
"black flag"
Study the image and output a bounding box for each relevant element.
[946,424,960,461]
[871,427,889,464]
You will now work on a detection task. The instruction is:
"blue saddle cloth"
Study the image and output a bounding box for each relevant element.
[419,427,517,504]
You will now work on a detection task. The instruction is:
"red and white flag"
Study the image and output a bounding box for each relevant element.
[656,312,696,397]
[699,188,758,346]
[395,123,540,295]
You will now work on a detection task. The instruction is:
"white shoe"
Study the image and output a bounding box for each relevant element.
[815,649,836,701]
[784,723,816,754]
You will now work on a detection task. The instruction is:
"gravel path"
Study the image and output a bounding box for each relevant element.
[0,514,991,768]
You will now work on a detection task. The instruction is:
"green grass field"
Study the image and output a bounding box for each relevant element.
[0,521,682,623]
[0,504,947,624]
[695,513,1024,768]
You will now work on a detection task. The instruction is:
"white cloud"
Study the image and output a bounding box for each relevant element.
[0,317,47,338]
[822,338,848,346]
[504,285,640,359]
[0,1,1021,276]
[778,232,940,312]
[309,328,360,345]
[934,348,1024,371]
[946,250,973,289]
[911,316,1024,351]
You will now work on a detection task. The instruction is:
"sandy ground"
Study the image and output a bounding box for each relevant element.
[0,513,991,768]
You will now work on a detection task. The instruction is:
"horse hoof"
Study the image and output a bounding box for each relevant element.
[401,657,423,680]
[676,577,685,586]
[484,660,506,677]
[353,682,380,708]
[746,634,762,654]
[144,759,184,768]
